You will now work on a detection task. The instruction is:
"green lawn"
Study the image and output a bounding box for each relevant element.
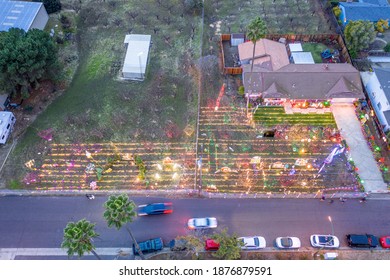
[253,107,336,126]
[302,43,333,63]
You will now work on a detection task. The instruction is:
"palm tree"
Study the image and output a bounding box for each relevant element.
[103,194,145,259]
[61,219,101,260]
[245,17,267,116]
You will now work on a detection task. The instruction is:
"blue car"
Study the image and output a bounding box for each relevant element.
[138,203,173,216]
[133,237,163,255]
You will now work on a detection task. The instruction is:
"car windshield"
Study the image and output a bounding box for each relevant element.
[385,238,390,245]
[318,236,334,245]
[281,238,292,247]
[253,237,259,247]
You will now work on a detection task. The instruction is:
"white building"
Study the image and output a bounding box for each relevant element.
[0,111,16,144]
[0,0,49,32]
[361,68,390,132]
[122,34,151,81]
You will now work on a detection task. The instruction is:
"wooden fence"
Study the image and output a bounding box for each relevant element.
[220,34,242,74]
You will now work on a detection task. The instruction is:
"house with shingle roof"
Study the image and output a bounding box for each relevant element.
[361,67,390,132]
[338,0,390,26]
[240,39,364,106]
[238,39,290,71]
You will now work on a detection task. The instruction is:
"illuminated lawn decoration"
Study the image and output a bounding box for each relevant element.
[33,142,195,191]
[89,181,97,190]
[215,83,226,111]
[37,128,53,141]
[197,105,358,194]
[25,159,35,170]
[29,103,359,194]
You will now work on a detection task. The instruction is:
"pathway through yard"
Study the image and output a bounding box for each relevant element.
[331,104,387,192]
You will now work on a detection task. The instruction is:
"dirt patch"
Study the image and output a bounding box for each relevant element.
[9,81,64,140]
[149,249,390,260]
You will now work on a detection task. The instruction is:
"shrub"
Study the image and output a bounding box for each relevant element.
[33,0,62,14]
[238,86,245,95]
[332,6,341,19]
[8,179,23,189]
[384,43,390,53]
[376,19,389,33]
[348,48,358,59]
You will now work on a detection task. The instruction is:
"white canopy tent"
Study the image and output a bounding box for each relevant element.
[122,34,151,81]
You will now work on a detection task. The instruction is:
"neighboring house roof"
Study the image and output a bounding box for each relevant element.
[0,0,44,32]
[373,67,390,102]
[359,0,389,6]
[339,2,390,22]
[242,63,364,100]
[238,39,290,71]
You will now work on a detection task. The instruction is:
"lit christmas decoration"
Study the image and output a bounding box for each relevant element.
[24,159,35,170]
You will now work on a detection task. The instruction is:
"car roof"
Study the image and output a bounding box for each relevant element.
[242,237,257,246]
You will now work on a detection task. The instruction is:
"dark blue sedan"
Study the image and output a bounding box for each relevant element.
[138,203,173,216]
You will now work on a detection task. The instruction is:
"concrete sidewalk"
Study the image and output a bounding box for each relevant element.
[2,247,390,260]
[331,104,388,192]
[0,247,132,260]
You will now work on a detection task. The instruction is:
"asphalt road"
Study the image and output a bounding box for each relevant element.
[0,195,389,248]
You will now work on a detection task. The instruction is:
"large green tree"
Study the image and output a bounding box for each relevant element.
[246,17,267,73]
[33,0,62,14]
[184,0,203,15]
[0,28,58,98]
[245,17,267,115]
[103,194,145,259]
[61,219,101,260]
[211,229,242,260]
[344,20,376,54]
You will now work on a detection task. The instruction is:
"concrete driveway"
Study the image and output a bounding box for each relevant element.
[331,104,387,193]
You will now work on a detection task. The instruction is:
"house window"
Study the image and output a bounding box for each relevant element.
[371,91,376,98]
[6,124,10,129]
[377,102,382,110]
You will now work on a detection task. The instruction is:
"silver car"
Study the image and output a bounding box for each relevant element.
[187,217,217,229]
[275,237,301,249]
[310,234,340,248]
[238,236,266,250]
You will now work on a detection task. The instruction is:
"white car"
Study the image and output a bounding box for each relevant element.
[187,217,217,229]
[238,236,266,250]
[310,234,340,248]
[275,237,301,249]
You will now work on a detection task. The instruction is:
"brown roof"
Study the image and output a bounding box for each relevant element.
[243,63,364,100]
[238,39,290,71]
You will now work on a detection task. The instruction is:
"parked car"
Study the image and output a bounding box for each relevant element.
[310,234,340,248]
[133,237,163,255]
[346,234,379,248]
[238,236,266,250]
[138,202,173,216]
[205,239,220,251]
[379,236,390,249]
[187,217,217,229]
[169,238,188,251]
[275,237,301,249]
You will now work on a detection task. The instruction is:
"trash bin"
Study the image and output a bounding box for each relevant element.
[324,252,338,260]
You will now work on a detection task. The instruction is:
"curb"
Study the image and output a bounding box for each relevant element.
[2,188,390,200]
